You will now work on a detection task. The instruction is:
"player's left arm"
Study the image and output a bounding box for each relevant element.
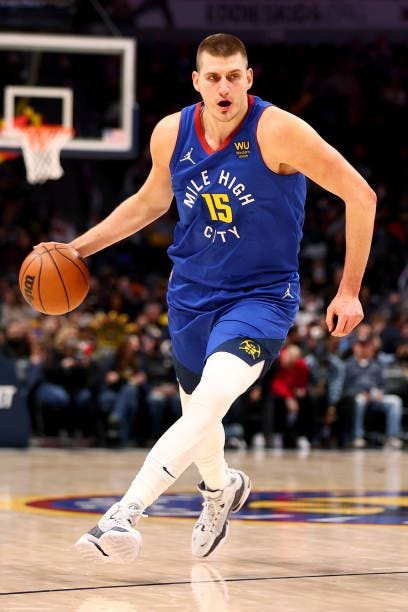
[259,107,377,337]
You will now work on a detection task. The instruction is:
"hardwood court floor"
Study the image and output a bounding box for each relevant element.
[1,448,408,611]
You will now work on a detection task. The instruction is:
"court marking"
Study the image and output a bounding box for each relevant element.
[1,570,408,597]
[6,490,408,525]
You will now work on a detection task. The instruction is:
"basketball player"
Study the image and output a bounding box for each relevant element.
[36,34,376,561]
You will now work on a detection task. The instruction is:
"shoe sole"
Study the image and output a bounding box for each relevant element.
[194,471,252,559]
[75,530,142,563]
[75,534,110,563]
[231,471,251,513]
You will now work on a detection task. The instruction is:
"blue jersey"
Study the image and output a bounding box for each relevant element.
[168,95,306,312]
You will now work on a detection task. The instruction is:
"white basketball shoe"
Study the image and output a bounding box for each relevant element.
[192,469,251,558]
[75,502,145,563]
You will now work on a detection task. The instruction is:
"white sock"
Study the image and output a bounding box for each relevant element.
[179,386,228,491]
[121,353,264,509]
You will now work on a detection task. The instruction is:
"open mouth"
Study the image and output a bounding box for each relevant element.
[218,100,232,108]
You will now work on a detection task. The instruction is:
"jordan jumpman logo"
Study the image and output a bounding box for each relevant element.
[180,147,196,165]
[283,283,294,299]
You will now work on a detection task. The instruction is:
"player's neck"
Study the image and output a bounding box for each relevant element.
[200,100,248,149]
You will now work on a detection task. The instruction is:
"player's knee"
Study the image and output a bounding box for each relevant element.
[202,352,262,397]
[191,376,242,415]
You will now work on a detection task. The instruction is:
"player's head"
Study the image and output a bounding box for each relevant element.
[193,33,253,122]
[195,33,248,71]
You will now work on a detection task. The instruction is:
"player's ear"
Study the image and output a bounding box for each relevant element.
[246,67,253,90]
[192,71,200,92]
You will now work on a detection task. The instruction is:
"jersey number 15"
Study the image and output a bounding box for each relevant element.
[201,193,233,223]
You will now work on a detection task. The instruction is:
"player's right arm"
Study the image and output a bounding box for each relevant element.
[36,113,180,258]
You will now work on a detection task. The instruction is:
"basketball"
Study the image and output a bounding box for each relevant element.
[18,244,90,315]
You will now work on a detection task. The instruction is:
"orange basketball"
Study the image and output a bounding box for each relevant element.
[19,245,90,315]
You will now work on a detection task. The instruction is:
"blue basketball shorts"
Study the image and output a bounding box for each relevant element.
[168,279,300,394]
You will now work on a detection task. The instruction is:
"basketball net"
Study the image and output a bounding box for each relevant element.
[15,125,74,185]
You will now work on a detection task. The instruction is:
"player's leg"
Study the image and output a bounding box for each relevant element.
[166,303,230,491]
[189,295,297,557]
[121,351,263,505]
[179,385,229,491]
[75,351,263,562]
[179,370,254,557]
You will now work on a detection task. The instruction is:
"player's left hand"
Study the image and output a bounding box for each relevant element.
[326,294,364,337]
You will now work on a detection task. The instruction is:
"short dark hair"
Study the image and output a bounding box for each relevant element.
[196,33,248,70]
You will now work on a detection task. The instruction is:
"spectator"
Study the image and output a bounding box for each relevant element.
[343,337,403,448]
[30,328,96,440]
[269,344,312,450]
[140,331,180,443]
[304,333,347,448]
[97,334,147,447]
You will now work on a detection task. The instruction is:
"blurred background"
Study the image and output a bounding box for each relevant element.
[0,0,407,452]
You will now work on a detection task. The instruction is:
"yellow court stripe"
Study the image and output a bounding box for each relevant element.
[0,494,122,518]
[3,491,408,519]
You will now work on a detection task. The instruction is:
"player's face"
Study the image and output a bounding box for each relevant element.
[192,52,253,122]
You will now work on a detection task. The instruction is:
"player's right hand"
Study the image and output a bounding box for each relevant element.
[34,241,65,249]
[326,294,364,337]
[33,241,80,257]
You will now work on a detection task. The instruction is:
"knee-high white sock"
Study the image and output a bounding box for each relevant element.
[179,386,228,491]
[121,353,264,509]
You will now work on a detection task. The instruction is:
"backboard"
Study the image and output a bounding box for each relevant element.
[0,33,137,158]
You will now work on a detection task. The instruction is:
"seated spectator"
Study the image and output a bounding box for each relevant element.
[269,344,312,450]
[343,337,403,449]
[97,334,147,447]
[305,334,347,448]
[140,331,181,443]
[30,328,96,441]
[382,342,408,413]
[240,383,271,449]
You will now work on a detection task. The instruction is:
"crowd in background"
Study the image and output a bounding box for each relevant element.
[0,34,407,449]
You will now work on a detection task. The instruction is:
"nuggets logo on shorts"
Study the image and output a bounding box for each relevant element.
[239,339,261,360]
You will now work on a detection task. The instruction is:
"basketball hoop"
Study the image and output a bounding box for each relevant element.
[15,124,74,185]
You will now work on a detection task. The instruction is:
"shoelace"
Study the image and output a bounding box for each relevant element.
[113,504,148,529]
[199,498,223,533]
